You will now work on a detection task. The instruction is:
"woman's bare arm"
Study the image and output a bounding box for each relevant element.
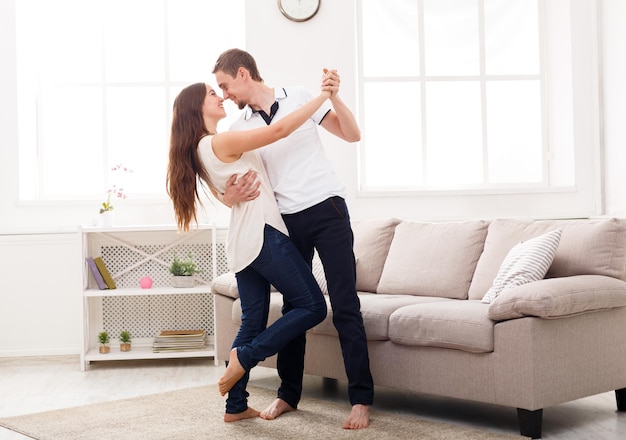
[211,91,331,162]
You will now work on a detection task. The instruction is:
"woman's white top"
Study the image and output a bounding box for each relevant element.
[197,135,288,273]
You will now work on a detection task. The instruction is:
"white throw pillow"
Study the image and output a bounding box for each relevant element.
[481,229,562,304]
[311,250,328,295]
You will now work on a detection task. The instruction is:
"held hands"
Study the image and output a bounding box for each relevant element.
[222,170,260,207]
[321,68,340,98]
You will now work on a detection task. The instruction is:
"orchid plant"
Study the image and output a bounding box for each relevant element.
[99,164,133,214]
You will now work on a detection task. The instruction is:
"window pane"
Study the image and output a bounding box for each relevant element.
[487,81,542,183]
[104,0,165,82]
[484,0,540,75]
[362,0,420,77]
[17,0,103,83]
[17,0,246,202]
[363,82,422,187]
[39,87,104,198]
[107,87,167,196]
[426,81,483,186]
[423,0,479,76]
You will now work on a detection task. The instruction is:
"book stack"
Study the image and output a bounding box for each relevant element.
[152,330,207,353]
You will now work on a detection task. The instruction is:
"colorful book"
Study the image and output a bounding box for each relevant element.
[86,257,108,290]
[93,257,116,289]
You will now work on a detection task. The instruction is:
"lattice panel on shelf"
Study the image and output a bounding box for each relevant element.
[214,242,229,278]
[101,243,209,288]
[99,240,229,339]
[103,294,214,338]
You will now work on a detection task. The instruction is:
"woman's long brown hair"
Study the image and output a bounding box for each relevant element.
[166,83,213,232]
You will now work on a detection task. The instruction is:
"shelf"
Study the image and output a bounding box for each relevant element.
[84,285,212,297]
[84,339,215,363]
[79,223,219,233]
[79,224,221,371]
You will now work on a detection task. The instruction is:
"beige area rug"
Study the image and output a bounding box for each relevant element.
[0,385,524,440]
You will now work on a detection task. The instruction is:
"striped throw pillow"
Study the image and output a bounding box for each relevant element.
[482,229,562,304]
[312,250,328,295]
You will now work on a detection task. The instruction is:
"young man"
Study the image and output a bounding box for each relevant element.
[213,48,373,430]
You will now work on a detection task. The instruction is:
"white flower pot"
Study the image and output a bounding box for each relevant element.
[99,211,115,227]
[172,276,195,288]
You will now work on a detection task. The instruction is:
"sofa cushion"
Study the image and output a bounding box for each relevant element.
[482,228,562,304]
[545,218,626,279]
[230,291,453,342]
[388,300,494,353]
[212,271,239,299]
[487,275,626,321]
[377,220,489,299]
[309,294,453,340]
[468,218,626,300]
[352,218,401,293]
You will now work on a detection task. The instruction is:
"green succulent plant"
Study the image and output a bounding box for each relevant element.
[97,331,110,345]
[169,254,201,276]
[119,331,131,343]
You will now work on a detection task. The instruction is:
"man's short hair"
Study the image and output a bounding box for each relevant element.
[213,48,263,82]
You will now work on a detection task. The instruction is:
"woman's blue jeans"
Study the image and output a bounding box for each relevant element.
[225,224,327,414]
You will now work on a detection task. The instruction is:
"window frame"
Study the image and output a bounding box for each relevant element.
[355,0,601,220]
[15,0,245,204]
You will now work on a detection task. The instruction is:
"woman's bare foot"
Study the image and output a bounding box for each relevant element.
[218,348,246,396]
[259,398,296,420]
[223,407,260,422]
[342,404,370,429]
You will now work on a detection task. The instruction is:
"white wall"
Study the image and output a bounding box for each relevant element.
[601,0,626,217]
[1,0,626,356]
[0,233,82,355]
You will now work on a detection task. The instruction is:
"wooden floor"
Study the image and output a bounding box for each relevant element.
[0,355,624,439]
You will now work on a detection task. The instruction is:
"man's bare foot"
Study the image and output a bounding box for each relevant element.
[223,407,260,422]
[342,404,370,429]
[218,348,246,396]
[259,398,296,420]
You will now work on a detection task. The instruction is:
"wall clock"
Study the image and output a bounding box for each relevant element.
[278,0,321,22]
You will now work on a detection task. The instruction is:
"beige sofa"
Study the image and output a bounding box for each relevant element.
[211,217,626,439]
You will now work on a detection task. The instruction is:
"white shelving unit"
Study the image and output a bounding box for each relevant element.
[79,224,226,371]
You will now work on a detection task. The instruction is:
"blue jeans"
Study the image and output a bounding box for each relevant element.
[225,224,327,414]
[278,196,374,408]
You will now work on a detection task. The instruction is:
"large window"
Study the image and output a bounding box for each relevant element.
[358,0,578,194]
[16,0,245,202]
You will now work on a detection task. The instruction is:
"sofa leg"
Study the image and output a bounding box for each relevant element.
[616,388,626,411]
[517,408,543,439]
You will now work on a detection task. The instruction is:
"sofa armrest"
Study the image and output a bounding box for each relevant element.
[211,272,239,300]
[487,275,626,321]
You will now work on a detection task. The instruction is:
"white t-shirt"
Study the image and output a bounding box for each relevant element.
[230,87,346,214]
[197,136,288,273]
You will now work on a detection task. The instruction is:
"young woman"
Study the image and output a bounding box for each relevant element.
[167,82,331,422]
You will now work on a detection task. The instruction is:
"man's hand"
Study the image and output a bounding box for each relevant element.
[321,68,340,97]
[222,170,260,207]
[319,68,361,143]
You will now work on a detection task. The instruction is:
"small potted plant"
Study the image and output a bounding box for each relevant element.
[119,330,131,352]
[98,331,110,354]
[169,253,201,288]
